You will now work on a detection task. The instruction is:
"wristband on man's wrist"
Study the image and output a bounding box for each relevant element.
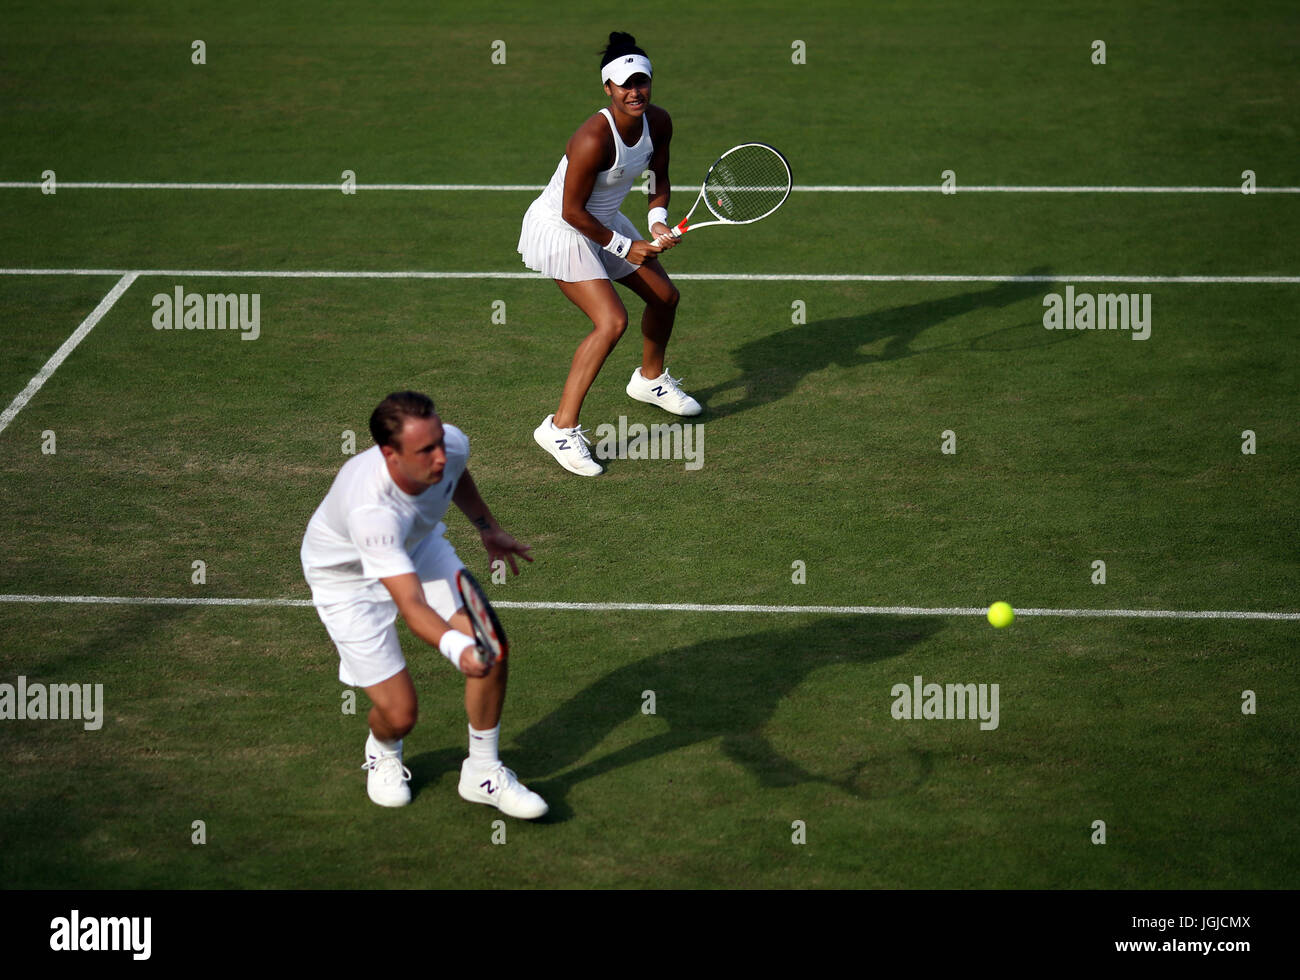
[438,629,477,670]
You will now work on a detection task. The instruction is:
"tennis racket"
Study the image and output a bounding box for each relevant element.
[455,568,508,668]
[654,142,792,243]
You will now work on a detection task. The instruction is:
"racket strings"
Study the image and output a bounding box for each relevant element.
[704,147,790,222]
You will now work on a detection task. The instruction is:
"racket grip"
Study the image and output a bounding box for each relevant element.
[655,224,686,245]
[653,224,685,247]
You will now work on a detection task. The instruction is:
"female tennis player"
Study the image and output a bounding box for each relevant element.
[520,31,701,476]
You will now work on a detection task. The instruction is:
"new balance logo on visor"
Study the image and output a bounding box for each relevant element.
[625,57,634,63]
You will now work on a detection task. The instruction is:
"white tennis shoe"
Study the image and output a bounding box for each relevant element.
[362,733,412,807]
[534,414,603,476]
[458,759,549,819]
[626,368,702,416]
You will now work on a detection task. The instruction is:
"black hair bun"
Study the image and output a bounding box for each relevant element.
[600,31,647,67]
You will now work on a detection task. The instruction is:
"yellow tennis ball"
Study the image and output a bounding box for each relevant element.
[987,602,1015,628]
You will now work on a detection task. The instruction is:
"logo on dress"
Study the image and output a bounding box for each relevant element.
[610,168,625,180]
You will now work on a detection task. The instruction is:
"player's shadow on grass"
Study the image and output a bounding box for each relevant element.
[507,616,943,821]
[696,267,1057,421]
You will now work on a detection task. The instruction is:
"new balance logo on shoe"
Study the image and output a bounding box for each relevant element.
[626,368,702,418]
[535,415,603,476]
[459,759,548,818]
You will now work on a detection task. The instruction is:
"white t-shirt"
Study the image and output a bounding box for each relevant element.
[301,425,470,605]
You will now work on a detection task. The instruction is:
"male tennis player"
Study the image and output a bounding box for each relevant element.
[519,31,701,476]
[300,391,547,817]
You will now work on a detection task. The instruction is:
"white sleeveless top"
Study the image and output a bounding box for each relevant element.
[536,108,653,222]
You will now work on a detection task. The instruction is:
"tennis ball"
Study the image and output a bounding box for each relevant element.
[987,602,1015,628]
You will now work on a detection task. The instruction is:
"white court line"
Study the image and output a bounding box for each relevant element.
[0,272,138,437]
[1,181,1297,194]
[1,268,1297,284]
[0,182,547,192]
[0,594,1296,621]
[809,185,1300,194]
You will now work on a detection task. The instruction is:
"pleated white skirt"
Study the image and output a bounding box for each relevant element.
[518,199,642,282]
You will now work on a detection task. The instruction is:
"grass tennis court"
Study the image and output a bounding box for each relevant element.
[1,0,1296,890]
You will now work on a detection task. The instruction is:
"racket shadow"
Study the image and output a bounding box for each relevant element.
[694,267,1052,421]
[507,615,943,822]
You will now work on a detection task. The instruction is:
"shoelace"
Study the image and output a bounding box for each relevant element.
[654,372,688,398]
[362,754,412,786]
[472,762,519,792]
[562,424,594,460]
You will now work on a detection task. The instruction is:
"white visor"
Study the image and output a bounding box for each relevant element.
[602,53,653,86]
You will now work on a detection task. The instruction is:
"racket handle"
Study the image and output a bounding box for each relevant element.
[653,223,686,247]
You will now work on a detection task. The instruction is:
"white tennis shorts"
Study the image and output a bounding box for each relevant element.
[311,535,466,688]
[518,202,642,282]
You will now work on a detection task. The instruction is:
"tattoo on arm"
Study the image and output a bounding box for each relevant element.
[472,516,491,531]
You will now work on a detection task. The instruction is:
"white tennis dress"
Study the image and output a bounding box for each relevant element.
[518,108,654,282]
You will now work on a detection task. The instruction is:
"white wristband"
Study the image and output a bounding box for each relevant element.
[648,207,668,228]
[603,231,632,259]
[438,629,477,670]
